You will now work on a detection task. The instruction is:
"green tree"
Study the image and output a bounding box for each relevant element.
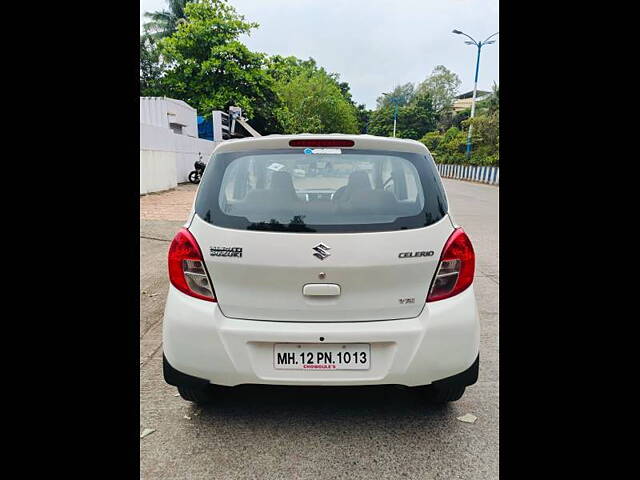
[369,71,459,139]
[416,65,461,114]
[265,55,318,82]
[140,35,163,94]
[367,105,394,137]
[419,127,466,164]
[153,0,278,127]
[451,108,471,129]
[476,82,499,115]
[398,92,438,139]
[463,112,499,165]
[355,104,371,133]
[336,79,370,133]
[368,91,437,139]
[265,55,361,134]
[276,70,359,134]
[376,83,415,109]
[438,107,471,132]
[143,0,191,39]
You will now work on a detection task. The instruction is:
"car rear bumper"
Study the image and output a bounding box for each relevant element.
[162,285,480,387]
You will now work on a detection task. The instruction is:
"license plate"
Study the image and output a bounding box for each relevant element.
[273,343,371,370]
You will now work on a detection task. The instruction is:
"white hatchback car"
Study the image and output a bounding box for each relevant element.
[162,134,479,404]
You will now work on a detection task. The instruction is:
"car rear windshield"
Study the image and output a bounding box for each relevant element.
[195,148,448,233]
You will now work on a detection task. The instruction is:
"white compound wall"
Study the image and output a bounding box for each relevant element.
[140,97,219,194]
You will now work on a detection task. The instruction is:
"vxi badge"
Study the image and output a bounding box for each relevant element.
[312,243,331,260]
[398,250,434,259]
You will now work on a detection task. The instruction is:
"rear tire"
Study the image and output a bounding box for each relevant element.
[177,385,216,404]
[188,171,200,184]
[426,385,466,403]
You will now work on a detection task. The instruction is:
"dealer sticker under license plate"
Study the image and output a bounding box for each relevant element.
[273,343,370,370]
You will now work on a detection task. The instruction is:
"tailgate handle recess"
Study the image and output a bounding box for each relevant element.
[302,283,341,296]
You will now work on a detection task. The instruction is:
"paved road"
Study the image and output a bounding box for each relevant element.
[140,179,499,479]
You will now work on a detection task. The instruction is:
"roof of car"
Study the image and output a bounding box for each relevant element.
[212,134,430,155]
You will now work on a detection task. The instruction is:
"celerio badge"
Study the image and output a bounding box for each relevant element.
[312,243,331,260]
[399,250,434,258]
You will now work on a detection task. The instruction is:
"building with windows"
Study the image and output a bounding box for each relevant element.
[452,90,491,113]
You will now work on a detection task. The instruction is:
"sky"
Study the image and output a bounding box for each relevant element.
[140,0,499,109]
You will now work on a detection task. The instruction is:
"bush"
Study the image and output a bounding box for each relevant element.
[420,113,498,166]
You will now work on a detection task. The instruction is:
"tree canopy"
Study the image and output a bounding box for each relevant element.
[143,0,191,39]
[265,56,359,134]
[276,71,358,134]
[415,65,462,114]
[368,90,437,139]
[149,0,273,122]
[475,82,499,115]
[375,83,415,109]
[140,35,162,93]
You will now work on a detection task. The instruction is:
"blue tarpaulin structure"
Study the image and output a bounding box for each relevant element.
[197,116,213,141]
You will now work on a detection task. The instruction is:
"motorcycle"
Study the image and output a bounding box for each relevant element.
[188,155,206,184]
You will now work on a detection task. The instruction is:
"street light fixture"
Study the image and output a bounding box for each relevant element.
[452,29,498,158]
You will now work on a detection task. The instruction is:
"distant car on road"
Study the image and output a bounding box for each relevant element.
[162,134,479,404]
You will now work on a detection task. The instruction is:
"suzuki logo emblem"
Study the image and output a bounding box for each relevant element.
[312,243,331,260]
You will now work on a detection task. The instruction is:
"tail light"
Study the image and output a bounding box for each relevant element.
[289,139,355,148]
[427,228,475,302]
[168,228,216,302]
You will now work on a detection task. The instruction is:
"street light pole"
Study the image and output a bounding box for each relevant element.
[467,44,482,157]
[383,92,400,138]
[393,100,398,138]
[452,30,498,159]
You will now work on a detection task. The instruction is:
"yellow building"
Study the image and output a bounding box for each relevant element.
[452,90,491,113]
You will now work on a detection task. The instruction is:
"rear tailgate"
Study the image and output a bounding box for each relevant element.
[189,214,453,321]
